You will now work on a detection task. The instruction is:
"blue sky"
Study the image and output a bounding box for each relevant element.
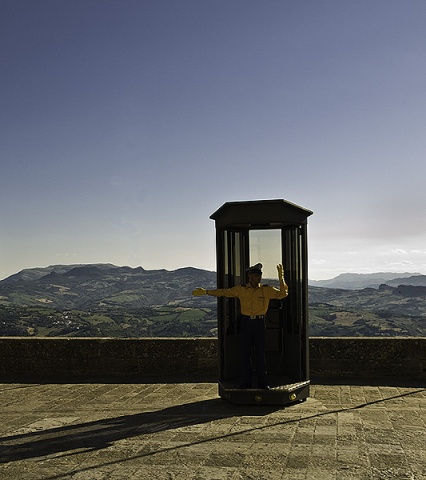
[1,0,426,280]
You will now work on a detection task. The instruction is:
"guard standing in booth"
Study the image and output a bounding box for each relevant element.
[193,262,288,389]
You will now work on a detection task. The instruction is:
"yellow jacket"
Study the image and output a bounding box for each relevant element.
[206,282,288,316]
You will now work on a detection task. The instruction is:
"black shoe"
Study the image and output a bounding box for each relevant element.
[238,383,252,389]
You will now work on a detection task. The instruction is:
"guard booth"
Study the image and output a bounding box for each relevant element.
[210,199,313,405]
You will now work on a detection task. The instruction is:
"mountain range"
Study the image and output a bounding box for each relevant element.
[0,263,217,310]
[1,264,425,337]
[308,272,426,289]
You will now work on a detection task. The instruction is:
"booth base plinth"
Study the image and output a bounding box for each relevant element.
[218,377,310,405]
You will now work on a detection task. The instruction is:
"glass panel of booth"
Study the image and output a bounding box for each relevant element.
[222,230,243,285]
[220,230,243,337]
[249,229,282,282]
[249,229,283,351]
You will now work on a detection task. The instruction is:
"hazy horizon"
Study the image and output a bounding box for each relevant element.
[1,260,423,283]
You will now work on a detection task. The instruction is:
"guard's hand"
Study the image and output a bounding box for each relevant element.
[192,287,207,296]
[277,264,285,279]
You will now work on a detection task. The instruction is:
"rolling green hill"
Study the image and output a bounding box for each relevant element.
[309,285,426,336]
[1,264,425,337]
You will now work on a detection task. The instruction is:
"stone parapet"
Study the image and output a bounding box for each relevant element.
[0,337,217,381]
[0,337,425,381]
[309,336,426,379]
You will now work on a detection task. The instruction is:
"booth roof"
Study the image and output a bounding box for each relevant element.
[210,199,313,228]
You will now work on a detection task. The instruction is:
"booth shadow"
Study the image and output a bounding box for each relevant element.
[0,397,280,464]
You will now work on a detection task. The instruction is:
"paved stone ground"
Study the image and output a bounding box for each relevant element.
[0,378,425,479]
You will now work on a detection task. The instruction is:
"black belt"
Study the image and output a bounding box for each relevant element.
[242,315,265,320]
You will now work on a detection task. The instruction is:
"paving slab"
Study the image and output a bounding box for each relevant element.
[0,379,425,479]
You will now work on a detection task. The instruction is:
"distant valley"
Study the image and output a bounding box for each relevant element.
[1,264,425,337]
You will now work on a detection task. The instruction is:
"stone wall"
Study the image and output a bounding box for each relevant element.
[309,337,426,380]
[0,337,425,381]
[0,337,217,381]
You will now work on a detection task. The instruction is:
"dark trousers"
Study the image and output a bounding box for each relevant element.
[240,316,267,386]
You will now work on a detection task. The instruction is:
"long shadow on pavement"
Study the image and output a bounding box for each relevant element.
[0,397,279,464]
